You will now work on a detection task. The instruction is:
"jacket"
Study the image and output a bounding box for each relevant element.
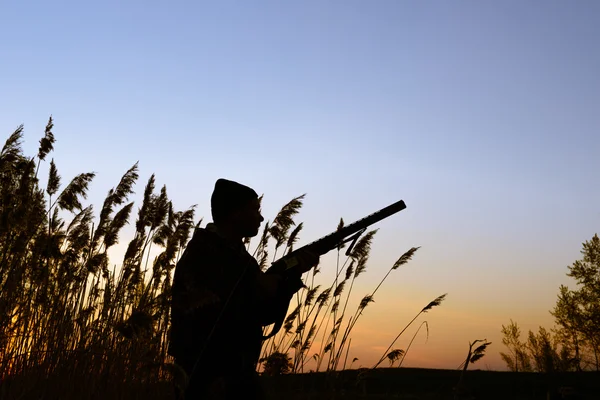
[168,223,303,376]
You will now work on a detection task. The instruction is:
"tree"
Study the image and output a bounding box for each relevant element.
[499,319,532,372]
[527,326,562,373]
[551,287,584,371]
[499,321,575,373]
[551,234,600,371]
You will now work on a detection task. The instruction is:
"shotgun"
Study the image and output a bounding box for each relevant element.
[263,199,407,338]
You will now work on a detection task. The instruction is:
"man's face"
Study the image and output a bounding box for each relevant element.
[231,198,264,238]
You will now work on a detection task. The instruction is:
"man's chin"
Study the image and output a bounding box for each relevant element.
[244,229,260,239]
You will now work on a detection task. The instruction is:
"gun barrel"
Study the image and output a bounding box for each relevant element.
[303,199,407,255]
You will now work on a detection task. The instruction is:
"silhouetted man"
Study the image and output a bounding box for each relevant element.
[169,179,318,399]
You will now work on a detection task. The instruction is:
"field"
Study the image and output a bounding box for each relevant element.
[262,368,600,399]
[2,121,598,400]
[2,368,600,399]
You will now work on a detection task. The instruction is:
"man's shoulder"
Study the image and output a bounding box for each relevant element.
[173,228,220,275]
[180,227,251,265]
[185,227,222,253]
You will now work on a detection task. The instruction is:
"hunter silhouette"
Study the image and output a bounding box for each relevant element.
[169,179,319,399]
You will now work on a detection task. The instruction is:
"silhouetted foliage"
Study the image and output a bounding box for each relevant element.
[501,234,600,373]
[455,339,491,399]
[499,319,532,372]
[385,349,404,367]
[0,120,196,398]
[1,119,438,400]
[260,352,293,376]
[551,233,600,371]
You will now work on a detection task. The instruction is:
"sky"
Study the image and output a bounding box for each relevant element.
[1,0,599,371]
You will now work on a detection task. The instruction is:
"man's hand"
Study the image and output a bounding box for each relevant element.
[258,249,319,300]
[280,248,320,274]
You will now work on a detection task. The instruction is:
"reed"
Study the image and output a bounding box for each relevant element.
[0,119,195,399]
[0,118,447,399]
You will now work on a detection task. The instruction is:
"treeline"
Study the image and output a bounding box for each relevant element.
[500,235,600,372]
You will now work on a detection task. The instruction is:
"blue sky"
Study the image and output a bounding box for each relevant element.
[1,1,599,369]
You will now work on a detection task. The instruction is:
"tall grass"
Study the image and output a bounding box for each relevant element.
[0,119,194,398]
[0,119,446,399]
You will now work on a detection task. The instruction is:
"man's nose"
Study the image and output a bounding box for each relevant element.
[259,214,264,222]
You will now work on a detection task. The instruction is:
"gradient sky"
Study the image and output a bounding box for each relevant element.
[2,1,599,371]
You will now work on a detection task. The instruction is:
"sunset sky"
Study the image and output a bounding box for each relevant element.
[2,1,599,370]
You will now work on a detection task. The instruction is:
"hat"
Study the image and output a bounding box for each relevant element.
[211,178,258,222]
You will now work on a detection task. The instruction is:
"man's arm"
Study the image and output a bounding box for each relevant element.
[255,272,302,326]
[254,249,319,325]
